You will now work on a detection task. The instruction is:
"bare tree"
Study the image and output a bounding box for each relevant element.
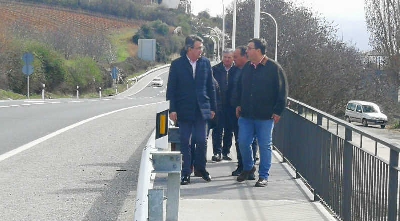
[224,0,365,114]
[365,0,400,86]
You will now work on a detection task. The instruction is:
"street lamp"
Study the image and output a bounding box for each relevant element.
[232,0,236,48]
[254,0,260,38]
[261,12,278,62]
[204,34,219,62]
[205,27,221,61]
[221,0,225,53]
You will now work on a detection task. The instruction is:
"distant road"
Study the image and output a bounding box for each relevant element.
[0,67,169,154]
[0,67,169,220]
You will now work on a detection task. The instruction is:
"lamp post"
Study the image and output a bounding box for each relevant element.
[254,0,260,38]
[204,34,219,62]
[221,0,225,53]
[205,27,221,61]
[260,12,278,62]
[232,0,236,48]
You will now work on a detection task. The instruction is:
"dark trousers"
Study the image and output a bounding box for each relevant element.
[190,123,211,170]
[212,105,235,156]
[179,116,207,176]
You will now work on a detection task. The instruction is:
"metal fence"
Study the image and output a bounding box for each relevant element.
[273,97,400,221]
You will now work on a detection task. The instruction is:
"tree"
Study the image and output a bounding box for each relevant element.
[223,0,366,114]
[365,0,400,87]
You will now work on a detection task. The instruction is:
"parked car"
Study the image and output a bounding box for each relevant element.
[151,77,163,87]
[344,100,387,128]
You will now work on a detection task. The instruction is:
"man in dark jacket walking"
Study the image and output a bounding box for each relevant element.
[236,38,288,187]
[231,46,258,179]
[211,48,238,162]
[166,35,216,185]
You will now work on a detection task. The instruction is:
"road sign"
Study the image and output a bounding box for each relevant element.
[112,67,118,79]
[22,65,34,76]
[22,53,34,64]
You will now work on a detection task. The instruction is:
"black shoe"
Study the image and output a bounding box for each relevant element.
[222,154,232,161]
[198,170,212,182]
[180,176,190,185]
[193,170,202,177]
[211,154,222,162]
[248,172,256,180]
[255,178,268,187]
[231,167,242,176]
[237,166,256,182]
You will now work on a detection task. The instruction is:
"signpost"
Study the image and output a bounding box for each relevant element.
[112,67,118,82]
[22,53,34,99]
[112,67,118,95]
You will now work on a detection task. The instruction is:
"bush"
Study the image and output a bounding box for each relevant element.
[65,57,103,93]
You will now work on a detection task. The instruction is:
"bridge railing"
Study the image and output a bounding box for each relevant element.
[273,97,400,221]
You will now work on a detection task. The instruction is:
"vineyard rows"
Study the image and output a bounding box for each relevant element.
[0,1,143,34]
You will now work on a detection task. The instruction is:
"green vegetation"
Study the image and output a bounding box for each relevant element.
[133,20,185,63]
[3,0,399,126]
[391,121,400,129]
[0,89,26,100]
[109,29,138,62]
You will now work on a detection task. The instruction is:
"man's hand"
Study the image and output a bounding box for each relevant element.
[210,111,215,119]
[169,112,177,123]
[236,106,241,118]
[272,114,281,124]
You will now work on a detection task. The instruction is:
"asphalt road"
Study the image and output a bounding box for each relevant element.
[0,67,169,221]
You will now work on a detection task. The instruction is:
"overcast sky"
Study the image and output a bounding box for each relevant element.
[191,0,371,51]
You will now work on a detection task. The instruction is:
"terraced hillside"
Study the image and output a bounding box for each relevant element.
[0,1,142,37]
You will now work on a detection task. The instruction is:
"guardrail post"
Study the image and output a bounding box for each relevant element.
[148,188,164,221]
[168,126,180,151]
[343,127,353,221]
[151,151,181,221]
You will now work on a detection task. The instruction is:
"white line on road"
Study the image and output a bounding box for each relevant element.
[0,101,163,162]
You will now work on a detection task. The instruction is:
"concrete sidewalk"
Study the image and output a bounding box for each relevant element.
[154,137,338,221]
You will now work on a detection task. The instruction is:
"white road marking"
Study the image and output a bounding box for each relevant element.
[0,101,163,162]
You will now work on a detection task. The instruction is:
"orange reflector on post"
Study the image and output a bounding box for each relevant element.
[156,109,169,139]
[160,114,166,135]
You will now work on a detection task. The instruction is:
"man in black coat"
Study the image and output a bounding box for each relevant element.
[166,35,216,185]
[211,48,238,162]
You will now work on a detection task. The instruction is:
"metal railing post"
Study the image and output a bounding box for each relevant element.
[388,149,398,220]
[343,127,353,221]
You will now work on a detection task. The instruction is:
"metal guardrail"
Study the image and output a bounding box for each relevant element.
[273,97,400,221]
[134,101,181,221]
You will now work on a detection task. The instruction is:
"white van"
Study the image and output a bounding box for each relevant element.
[345,100,388,128]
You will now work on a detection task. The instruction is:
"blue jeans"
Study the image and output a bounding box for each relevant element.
[238,117,274,180]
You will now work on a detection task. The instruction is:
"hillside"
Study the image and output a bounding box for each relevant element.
[0,1,143,56]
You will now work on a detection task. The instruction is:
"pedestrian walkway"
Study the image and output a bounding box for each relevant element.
[153,137,338,221]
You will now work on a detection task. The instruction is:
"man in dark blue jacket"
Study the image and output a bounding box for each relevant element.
[166,35,216,185]
[211,48,238,162]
